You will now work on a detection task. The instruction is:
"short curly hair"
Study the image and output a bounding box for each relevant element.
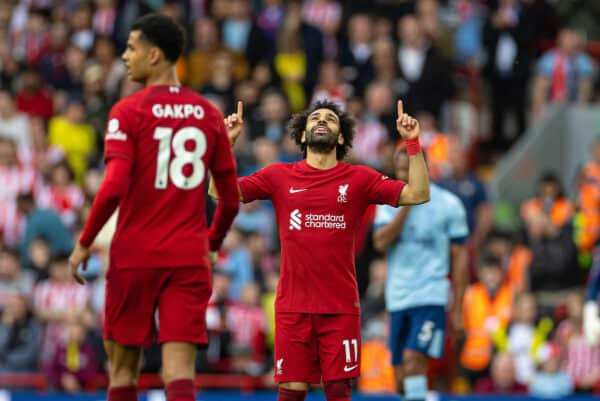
[131,13,186,63]
[288,100,355,160]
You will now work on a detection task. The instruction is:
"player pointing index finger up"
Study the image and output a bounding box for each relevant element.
[210,98,430,401]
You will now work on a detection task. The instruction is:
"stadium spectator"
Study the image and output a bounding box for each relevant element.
[206,270,234,371]
[261,270,278,355]
[0,292,42,373]
[28,238,51,282]
[273,25,309,112]
[351,81,393,168]
[396,14,453,118]
[17,193,72,269]
[521,172,580,303]
[529,341,574,399]
[33,254,91,366]
[416,111,457,183]
[452,0,484,65]
[474,353,527,394]
[249,89,290,143]
[360,258,387,327]
[460,255,513,383]
[0,87,33,150]
[484,229,532,294]
[532,27,596,120]
[37,161,85,228]
[0,249,34,308]
[15,69,53,121]
[70,2,95,52]
[92,0,118,37]
[0,138,38,248]
[577,136,600,255]
[556,291,600,391]
[48,318,99,392]
[554,0,600,41]
[302,0,342,58]
[310,60,349,109]
[39,22,70,90]
[338,13,374,96]
[89,36,126,102]
[278,0,324,99]
[187,18,249,91]
[416,0,454,61]
[47,96,96,183]
[358,313,395,394]
[200,51,237,114]
[439,144,493,252]
[228,282,267,373]
[221,0,270,68]
[505,292,543,385]
[218,227,253,301]
[482,0,535,153]
[234,201,276,247]
[13,8,50,68]
[256,0,285,41]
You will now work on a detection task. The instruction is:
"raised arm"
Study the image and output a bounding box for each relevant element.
[209,101,244,202]
[395,100,430,206]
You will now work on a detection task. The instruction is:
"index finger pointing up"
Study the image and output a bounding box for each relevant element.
[237,101,243,119]
[397,100,403,116]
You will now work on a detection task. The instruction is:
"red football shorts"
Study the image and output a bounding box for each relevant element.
[103,265,212,347]
[274,312,361,384]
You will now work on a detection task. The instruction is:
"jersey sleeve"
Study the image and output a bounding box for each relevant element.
[446,194,469,242]
[103,101,136,163]
[364,167,406,206]
[208,109,236,177]
[238,164,278,203]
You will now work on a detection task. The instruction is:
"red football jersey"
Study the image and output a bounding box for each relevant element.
[104,85,236,268]
[239,160,405,314]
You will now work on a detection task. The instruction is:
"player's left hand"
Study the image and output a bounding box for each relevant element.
[68,242,91,285]
[396,100,420,140]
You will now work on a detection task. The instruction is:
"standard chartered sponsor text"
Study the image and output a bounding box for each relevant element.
[304,212,346,229]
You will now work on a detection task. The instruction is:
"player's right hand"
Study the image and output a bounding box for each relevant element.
[224,101,244,146]
[68,242,91,285]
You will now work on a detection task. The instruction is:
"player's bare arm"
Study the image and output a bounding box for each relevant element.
[395,100,430,206]
[208,101,244,202]
[373,206,411,252]
[450,242,469,334]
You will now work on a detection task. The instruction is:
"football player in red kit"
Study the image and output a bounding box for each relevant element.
[68,14,240,401]
[209,99,429,401]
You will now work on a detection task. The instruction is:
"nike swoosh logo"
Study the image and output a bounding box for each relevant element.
[289,188,307,193]
[344,365,358,372]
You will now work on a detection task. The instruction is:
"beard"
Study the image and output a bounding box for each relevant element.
[305,125,338,154]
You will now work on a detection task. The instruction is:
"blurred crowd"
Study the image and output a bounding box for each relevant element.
[1,0,600,396]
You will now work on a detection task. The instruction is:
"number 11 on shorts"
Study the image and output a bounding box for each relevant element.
[342,338,358,363]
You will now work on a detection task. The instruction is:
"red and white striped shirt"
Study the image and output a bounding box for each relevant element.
[33,279,92,363]
[558,320,600,387]
[0,163,39,246]
[227,304,266,360]
[93,8,117,36]
[37,184,85,227]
